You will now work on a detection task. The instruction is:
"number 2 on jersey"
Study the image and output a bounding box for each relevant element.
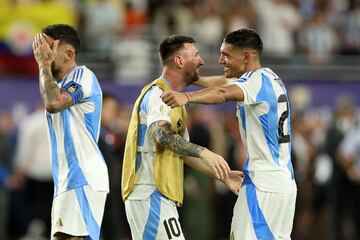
[278,94,290,144]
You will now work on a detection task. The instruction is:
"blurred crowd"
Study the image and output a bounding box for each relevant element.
[1,0,360,77]
[1,86,360,240]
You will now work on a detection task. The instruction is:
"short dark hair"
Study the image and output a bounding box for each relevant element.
[159,35,196,64]
[42,24,80,54]
[224,29,263,54]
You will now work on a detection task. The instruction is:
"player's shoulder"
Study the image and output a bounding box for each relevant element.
[80,65,95,74]
[149,85,164,97]
[234,68,264,83]
[78,65,97,82]
[260,68,281,80]
[75,65,98,82]
[141,85,162,104]
[63,65,89,85]
[245,68,282,85]
[253,67,279,80]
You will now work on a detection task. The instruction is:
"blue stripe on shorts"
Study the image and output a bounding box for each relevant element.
[75,187,101,240]
[143,190,162,239]
[244,180,275,240]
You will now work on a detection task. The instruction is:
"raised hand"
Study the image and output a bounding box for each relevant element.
[32,33,59,67]
[199,148,230,180]
[161,91,189,108]
[221,170,244,195]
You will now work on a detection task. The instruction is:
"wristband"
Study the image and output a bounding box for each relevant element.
[184,92,190,104]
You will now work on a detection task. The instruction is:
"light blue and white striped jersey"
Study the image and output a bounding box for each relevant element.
[234,68,297,193]
[46,65,109,196]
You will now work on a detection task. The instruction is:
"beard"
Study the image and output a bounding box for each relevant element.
[51,63,60,80]
[184,71,199,86]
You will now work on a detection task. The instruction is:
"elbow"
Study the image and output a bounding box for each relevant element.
[45,103,60,113]
[155,132,175,149]
[157,137,170,148]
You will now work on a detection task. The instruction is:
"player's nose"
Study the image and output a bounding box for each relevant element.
[199,56,205,66]
[219,55,225,64]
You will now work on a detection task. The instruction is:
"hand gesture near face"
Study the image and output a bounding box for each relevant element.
[32,33,59,67]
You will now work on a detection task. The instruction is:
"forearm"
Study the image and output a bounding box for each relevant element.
[187,87,227,105]
[150,121,230,180]
[39,65,61,107]
[184,156,214,177]
[194,76,232,88]
[150,121,205,157]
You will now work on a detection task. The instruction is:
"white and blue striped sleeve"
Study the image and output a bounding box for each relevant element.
[62,67,94,105]
[233,70,262,105]
[147,87,171,127]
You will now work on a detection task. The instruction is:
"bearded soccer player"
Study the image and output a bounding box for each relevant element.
[122,35,243,239]
[33,24,109,240]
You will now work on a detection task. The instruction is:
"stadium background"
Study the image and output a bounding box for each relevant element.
[0,0,360,239]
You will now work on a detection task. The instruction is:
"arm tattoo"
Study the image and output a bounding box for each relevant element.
[39,65,60,105]
[149,121,204,157]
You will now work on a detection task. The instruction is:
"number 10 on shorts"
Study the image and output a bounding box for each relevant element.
[163,217,182,239]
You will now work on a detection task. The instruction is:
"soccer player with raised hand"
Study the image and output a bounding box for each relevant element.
[33,24,109,240]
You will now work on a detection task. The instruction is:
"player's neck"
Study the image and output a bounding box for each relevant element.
[55,62,77,81]
[246,61,262,73]
[161,69,186,92]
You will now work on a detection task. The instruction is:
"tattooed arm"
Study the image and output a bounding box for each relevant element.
[149,120,204,157]
[33,33,72,113]
[149,120,230,179]
[38,65,72,113]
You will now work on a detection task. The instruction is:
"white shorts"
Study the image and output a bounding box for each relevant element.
[230,183,296,240]
[125,189,185,240]
[51,185,107,240]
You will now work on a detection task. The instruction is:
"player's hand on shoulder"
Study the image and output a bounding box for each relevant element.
[161,91,188,108]
[200,148,230,180]
[221,170,244,195]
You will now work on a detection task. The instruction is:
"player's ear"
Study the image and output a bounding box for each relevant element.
[244,52,251,64]
[174,55,184,69]
[65,47,75,61]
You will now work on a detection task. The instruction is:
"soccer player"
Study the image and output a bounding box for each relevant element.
[161,29,297,240]
[122,35,242,240]
[32,24,109,240]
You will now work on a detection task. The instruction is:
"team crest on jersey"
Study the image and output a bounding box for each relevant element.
[66,83,78,93]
